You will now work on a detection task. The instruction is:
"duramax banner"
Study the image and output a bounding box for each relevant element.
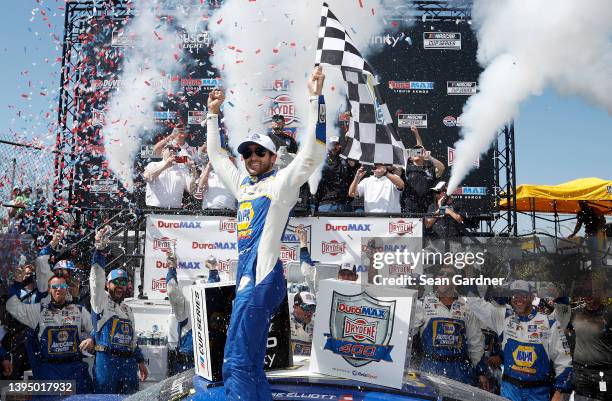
[144,215,422,299]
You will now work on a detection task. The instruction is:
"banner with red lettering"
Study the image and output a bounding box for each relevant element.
[144,215,422,299]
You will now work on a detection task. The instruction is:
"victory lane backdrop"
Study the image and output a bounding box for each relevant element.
[367,19,494,216]
[68,6,494,216]
[144,215,422,299]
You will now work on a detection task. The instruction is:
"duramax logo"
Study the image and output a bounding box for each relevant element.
[388,81,433,94]
[325,223,371,232]
[156,260,202,269]
[191,241,236,250]
[157,220,202,229]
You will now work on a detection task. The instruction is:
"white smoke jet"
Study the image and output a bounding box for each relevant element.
[207,0,407,155]
[447,0,612,194]
[102,1,210,190]
[102,2,182,190]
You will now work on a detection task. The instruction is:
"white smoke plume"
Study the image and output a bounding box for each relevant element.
[447,0,612,193]
[102,0,208,190]
[102,0,407,189]
[207,0,407,152]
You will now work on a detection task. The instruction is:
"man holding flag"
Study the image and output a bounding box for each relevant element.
[205,66,327,400]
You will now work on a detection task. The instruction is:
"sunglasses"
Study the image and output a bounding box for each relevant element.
[299,303,316,313]
[241,146,268,159]
[111,278,128,286]
[50,283,69,290]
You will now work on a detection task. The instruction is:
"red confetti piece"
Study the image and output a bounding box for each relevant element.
[216,18,223,24]
[359,0,363,8]
[154,31,163,40]
[144,81,151,86]
[391,21,398,27]
[272,48,279,53]
[255,49,261,54]
[331,86,335,91]
[371,8,375,15]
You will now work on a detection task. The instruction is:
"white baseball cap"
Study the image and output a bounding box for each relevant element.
[237,133,277,155]
[328,135,340,144]
[510,280,532,293]
[297,291,316,306]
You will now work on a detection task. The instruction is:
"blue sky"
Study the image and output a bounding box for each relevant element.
[1,1,610,233]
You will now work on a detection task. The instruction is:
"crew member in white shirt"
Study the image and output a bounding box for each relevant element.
[144,142,196,208]
[348,164,404,213]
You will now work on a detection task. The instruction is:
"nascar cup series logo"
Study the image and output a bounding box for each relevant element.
[325,292,395,367]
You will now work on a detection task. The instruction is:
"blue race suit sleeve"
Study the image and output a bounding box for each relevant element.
[299,247,315,266]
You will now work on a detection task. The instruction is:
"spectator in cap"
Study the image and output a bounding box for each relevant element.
[468,280,573,401]
[348,163,404,213]
[337,264,358,281]
[90,226,147,394]
[290,291,316,348]
[315,135,351,212]
[425,182,466,239]
[268,114,298,154]
[402,127,445,214]
[144,141,197,208]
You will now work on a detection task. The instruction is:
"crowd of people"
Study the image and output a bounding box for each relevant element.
[142,116,463,235]
[0,67,609,401]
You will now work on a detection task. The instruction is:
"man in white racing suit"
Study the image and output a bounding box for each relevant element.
[205,66,326,401]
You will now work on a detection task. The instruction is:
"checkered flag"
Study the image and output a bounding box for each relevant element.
[315,2,406,167]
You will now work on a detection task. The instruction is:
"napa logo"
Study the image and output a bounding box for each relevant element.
[512,345,537,374]
[237,202,254,238]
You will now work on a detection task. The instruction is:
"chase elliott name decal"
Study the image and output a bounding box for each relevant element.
[324,292,395,367]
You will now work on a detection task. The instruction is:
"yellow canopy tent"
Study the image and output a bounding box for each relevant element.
[500,177,612,215]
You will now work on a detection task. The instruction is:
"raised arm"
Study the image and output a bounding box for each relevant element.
[165,253,189,323]
[278,67,327,190]
[90,227,110,314]
[206,90,243,198]
[36,228,64,292]
[6,283,41,329]
[466,296,507,335]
